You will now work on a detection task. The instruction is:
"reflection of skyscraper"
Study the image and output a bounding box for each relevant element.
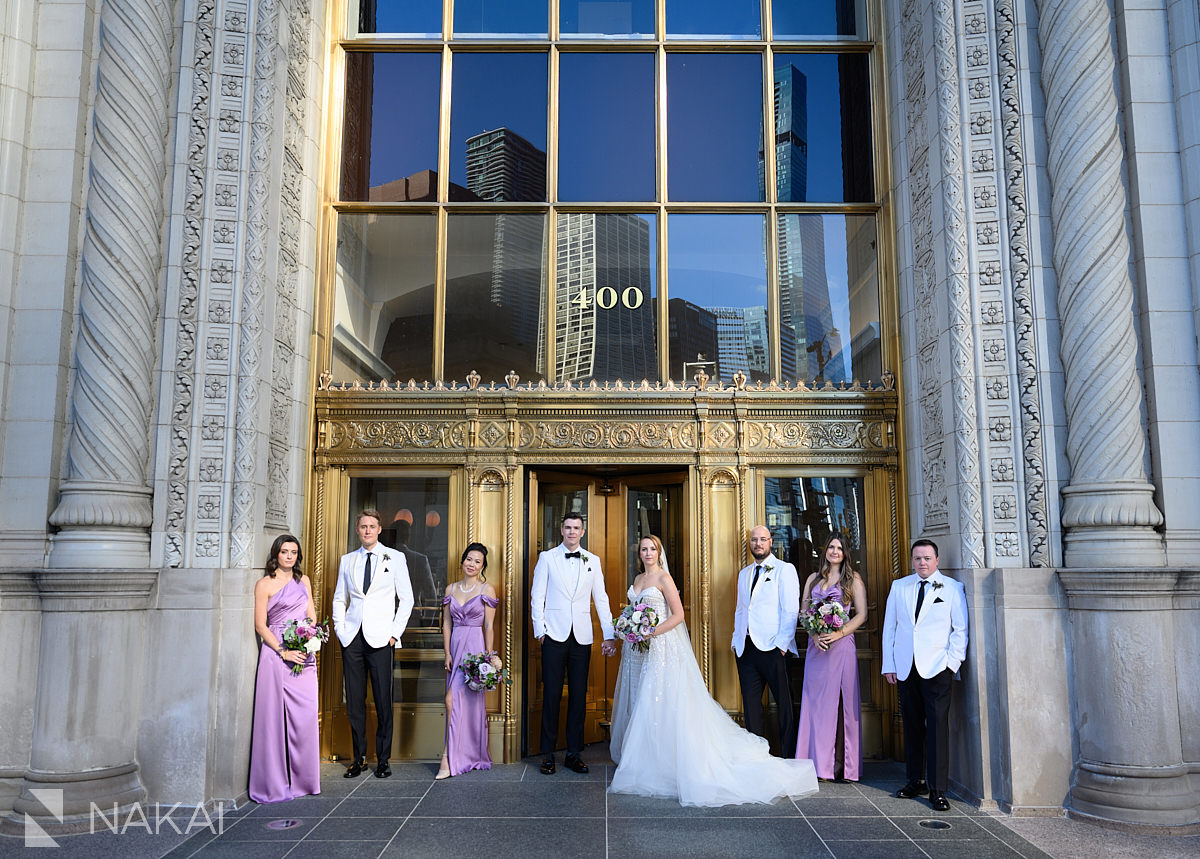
[551,213,656,382]
[668,298,718,380]
[744,306,770,376]
[710,307,751,380]
[464,127,546,201]
[465,128,548,355]
[763,64,845,383]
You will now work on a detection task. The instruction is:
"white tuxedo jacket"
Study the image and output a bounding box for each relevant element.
[881,571,968,680]
[332,543,414,649]
[530,543,615,645]
[731,553,800,656]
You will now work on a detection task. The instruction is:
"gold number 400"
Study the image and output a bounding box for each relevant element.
[571,286,645,310]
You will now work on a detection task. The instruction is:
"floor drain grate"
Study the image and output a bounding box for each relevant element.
[265,819,304,830]
[919,819,953,829]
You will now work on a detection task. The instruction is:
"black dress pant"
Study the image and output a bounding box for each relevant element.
[897,665,953,790]
[342,629,394,763]
[539,632,591,757]
[736,638,795,756]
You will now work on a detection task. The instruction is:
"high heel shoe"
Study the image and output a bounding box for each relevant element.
[435,768,451,780]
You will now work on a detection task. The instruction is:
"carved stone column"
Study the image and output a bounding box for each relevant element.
[1058,571,1198,828]
[1035,0,1165,568]
[46,0,174,568]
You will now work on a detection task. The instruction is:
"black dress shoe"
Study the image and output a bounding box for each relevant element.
[564,755,589,774]
[540,757,556,775]
[895,780,929,798]
[375,761,392,779]
[929,790,951,811]
[344,759,367,778]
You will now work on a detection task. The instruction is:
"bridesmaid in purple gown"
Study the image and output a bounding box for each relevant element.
[795,533,868,781]
[249,535,320,803]
[437,542,500,779]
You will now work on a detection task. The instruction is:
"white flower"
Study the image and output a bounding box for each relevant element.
[305,638,322,653]
[765,564,774,572]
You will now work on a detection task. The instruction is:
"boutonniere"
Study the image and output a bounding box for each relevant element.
[931,580,944,590]
[381,553,391,564]
[580,551,590,563]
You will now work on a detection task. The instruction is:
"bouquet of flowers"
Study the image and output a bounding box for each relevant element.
[460,651,510,692]
[799,599,851,638]
[613,601,661,653]
[280,617,330,675]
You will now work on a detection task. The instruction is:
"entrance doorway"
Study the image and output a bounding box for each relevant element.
[524,469,687,756]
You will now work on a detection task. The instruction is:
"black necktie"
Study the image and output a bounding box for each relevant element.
[565,551,581,559]
[751,564,763,593]
[914,579,928,621]
[362,551,373,593]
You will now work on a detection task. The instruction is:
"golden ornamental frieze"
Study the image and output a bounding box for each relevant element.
[744,420,888,450]
[329,420,468,451]
[522,421,697,450]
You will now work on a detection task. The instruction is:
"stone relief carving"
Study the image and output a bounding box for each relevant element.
[1035,0,1165,565]
[996,0,1050,566]
[900,0,949,533]
[49,0,176,564]
[165,0,216,567]
[230,0,280,568]
[935,0,985,567]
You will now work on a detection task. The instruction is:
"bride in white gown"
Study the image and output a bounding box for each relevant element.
[609,535,818,806]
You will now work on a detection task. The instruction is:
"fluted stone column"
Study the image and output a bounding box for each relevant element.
[1036,0,1165,569]
[47,0,173,568]
[1036,0,1196,828]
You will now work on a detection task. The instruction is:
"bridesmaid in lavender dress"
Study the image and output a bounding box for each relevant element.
[436,542,500,779]
[249,535,320,803]
[795,533,868,782]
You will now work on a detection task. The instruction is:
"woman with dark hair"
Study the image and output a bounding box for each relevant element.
[249,535,320,802]
[795,532,867,782]
[436,542,499,779]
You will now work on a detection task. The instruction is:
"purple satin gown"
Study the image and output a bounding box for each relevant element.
[249,578,320,803]
[795,581,862,781]
[444,593,499,776]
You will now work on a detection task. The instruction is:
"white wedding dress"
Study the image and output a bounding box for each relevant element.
[608,586,818,806]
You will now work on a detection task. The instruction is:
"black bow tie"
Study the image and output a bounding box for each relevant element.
[564,551,582,559]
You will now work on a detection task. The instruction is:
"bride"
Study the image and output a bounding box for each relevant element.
[609,535,818,806]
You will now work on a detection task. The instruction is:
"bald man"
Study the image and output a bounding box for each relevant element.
[731,525,801,755]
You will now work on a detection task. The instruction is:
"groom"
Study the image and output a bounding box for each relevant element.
[530,512,616,774]
[732,525,800,756]
[332,509,414,779]
[882,538,969,811]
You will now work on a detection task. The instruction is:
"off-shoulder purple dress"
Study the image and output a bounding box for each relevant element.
[249,578,320,802]
[795,581,862,781]
[444,593,499,776]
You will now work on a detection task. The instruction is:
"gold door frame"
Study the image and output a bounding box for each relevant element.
[310,384,904,763]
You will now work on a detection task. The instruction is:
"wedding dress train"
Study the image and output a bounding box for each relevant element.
[609,586,818,806]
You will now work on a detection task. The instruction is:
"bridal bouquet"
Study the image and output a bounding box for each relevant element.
[280,618,330,675]
[614,602,661,653]
[799,599,851,637]
[460,651,510,692]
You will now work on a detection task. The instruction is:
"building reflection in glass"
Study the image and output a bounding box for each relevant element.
[550,213,658,384]
[332,213,436,383]
[667,214,770,383]
[763,475,866,580]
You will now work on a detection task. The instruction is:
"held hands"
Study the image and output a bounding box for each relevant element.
[816,631,841,651]
[600,639,617,657]
[279,648,305,665]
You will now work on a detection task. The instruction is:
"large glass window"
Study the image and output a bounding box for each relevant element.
[450,53,548,202]
[777,214,880,385]
[445,213,548,383]
[556,213,658,384]
[558,53,655,202]
[333,214,436,382]
[330,3,886,387]
[667,53,764,202]
[667,214,769,383]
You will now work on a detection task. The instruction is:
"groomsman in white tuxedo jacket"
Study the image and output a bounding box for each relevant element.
[882,538,968,811]
[731,525,801,755]
[530,511,616,775]
[332,509,414,779]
